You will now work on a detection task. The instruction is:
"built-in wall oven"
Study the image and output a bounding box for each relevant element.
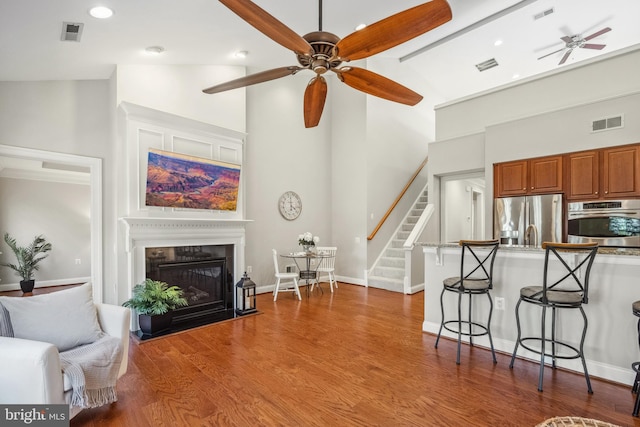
[567,200,640,247]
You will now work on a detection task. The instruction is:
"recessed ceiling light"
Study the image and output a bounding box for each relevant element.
[355,23,367,31]
[144,46,165,55]
[512,73,520,79]
[494,39,503,47]
[234,50,248,58]
[89,6,114,19]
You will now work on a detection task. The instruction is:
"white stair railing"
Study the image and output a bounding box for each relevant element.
[402,203,434,294]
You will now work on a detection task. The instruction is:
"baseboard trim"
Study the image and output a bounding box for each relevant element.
[422,320,634,386]
[0,277,91,293]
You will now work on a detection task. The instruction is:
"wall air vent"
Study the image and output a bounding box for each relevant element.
[591,115,624,133]
[475,58,499,72]
[61,22,84,42]
[534,8,554,20]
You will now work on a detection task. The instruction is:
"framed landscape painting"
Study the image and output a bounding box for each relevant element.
[145,148,241,211]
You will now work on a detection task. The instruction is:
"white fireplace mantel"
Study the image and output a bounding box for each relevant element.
[119,216,252,252]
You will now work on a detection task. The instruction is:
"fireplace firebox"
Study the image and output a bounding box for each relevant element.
[145,244,235,334]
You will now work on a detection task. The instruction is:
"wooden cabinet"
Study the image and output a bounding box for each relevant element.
[494,156,562,197]
[603,145,640,198]
[496,143,640,201]
[567,145,640,200]
[529,156,563,194]
[566,151,599,200]
[494,160,527,196]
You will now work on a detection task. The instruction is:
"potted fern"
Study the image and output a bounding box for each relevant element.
[2,233,52,294]
[122,279,188,336]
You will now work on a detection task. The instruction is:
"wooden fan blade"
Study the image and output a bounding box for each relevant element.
[584,27,611,41]
[219,0,313,56]
[538,48,565,60]
[334,0,452,61]
[582,43,606,50]
[559,49,573,65]
[203,66,303,94]
[335,67,423,106]
[303,75,327,128]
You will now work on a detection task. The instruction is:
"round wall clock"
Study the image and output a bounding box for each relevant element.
[278,191,302,220]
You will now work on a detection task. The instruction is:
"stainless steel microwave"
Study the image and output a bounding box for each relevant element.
[567,200,640,247]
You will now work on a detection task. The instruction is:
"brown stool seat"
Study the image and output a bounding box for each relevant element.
[633,301,640,317]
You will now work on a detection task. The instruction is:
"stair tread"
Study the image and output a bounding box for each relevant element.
[369,184,428,293]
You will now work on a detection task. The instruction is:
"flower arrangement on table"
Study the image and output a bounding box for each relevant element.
[298,232,320,253]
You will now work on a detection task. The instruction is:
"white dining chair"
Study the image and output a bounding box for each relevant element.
[272,249,301,301]
[312,246,337,293]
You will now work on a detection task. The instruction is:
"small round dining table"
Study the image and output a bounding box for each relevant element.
[280,251,332,297]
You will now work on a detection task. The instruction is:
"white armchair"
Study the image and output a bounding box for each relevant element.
[0,302,130,418]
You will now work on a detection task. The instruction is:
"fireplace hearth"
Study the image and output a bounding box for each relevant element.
[142,244,236,337]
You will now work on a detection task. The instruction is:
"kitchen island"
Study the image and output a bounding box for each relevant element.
[420,242,640,386]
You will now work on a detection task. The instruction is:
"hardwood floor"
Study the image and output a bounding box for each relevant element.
[70,283,640,427]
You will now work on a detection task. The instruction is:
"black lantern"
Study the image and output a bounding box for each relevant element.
[236,272,257,315]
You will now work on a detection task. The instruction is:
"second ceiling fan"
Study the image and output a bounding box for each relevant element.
[538,27,612,65]
[203,0,452,128]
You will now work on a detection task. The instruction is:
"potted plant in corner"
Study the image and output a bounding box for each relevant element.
[122,278,188,336]
[2,233,52,294]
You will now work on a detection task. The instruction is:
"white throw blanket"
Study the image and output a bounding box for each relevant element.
[59,334,123,409]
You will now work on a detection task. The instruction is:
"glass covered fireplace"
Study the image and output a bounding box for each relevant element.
[145,244,235,331]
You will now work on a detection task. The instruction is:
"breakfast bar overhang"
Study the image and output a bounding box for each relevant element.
[421,243,640,386]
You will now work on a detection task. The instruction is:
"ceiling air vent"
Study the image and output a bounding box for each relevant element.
[61,22,84,42]
[475,58,499,72]
[591,115,624,132]
[534,8,554,20]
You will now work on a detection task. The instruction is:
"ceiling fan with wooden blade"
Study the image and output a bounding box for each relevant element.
[203,0,452,128]
[538,27,611,65]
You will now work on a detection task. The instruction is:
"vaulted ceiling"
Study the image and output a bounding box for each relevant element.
[1,0,639,105]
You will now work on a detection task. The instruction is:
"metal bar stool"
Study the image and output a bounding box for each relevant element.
[632,300,640,416]
[435,239,500,365]
[509,242,598,393]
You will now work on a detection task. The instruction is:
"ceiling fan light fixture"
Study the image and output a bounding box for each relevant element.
[88,6,114,19]
[207,0,452,127]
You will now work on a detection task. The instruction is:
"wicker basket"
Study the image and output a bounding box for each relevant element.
[536,416,621,427]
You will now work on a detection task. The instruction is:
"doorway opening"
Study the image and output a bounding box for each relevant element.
[0,145,102,301]
[440,172,486,243]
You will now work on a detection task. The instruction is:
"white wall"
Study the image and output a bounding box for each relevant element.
[426,132,485,241]
[429,48,640,240]
[0,80,115,299]
[244,71,332,287]
[365,58,431,268]
[441,179,471,243]
[436,47,640,141]
[0,178,91,286]
[116,65,246,133]
[330,73,368,281]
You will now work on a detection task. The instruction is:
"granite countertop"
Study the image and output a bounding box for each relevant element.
[418,242,640,256]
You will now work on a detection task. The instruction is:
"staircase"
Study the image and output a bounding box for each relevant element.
[367,188,429,293]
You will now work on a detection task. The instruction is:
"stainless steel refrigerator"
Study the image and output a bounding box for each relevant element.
[494,194,563,247]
